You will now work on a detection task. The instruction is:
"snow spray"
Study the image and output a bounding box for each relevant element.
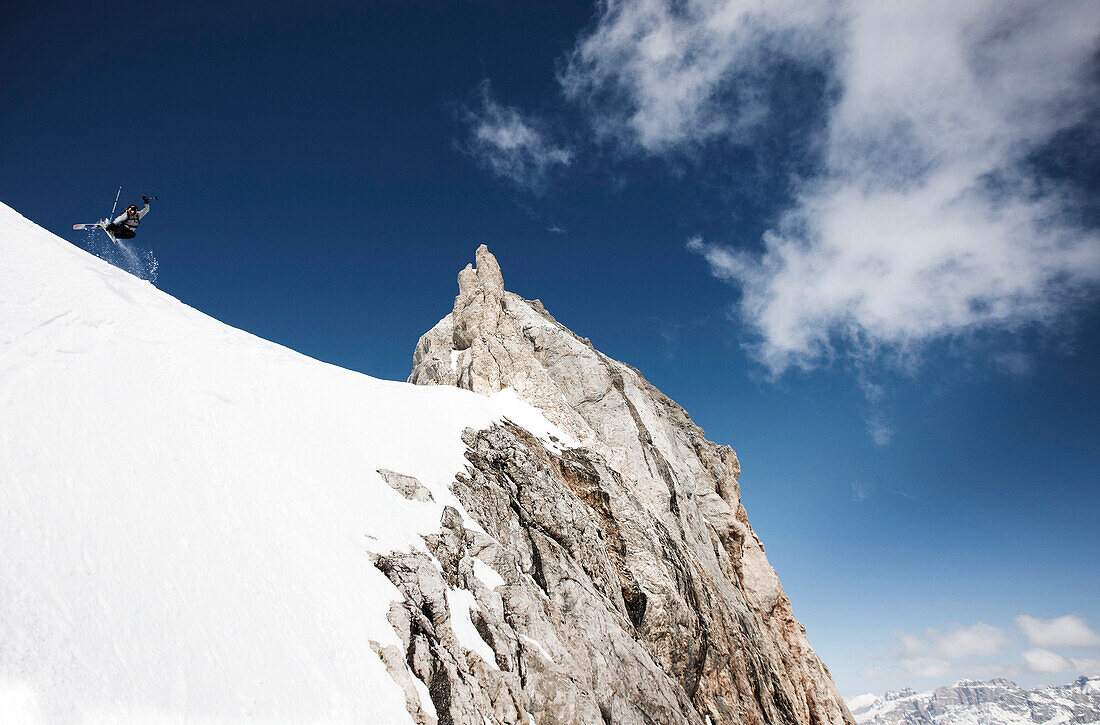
[81,229,159,282]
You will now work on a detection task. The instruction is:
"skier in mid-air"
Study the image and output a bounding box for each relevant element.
[105,196,152,240]
[73,191,158,241]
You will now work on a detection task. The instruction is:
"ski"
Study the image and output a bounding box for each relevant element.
[74,220,119,242]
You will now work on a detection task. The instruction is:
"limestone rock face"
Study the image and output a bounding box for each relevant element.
[394,245,852,725]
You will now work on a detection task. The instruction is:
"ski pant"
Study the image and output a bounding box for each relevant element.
[106,224,136,239]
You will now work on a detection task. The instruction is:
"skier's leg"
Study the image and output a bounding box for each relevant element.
[105,224,135,239]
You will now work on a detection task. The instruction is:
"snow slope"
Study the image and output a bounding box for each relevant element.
[0,203,566,723]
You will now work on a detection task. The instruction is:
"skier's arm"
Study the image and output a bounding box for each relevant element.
[137,200,150,219]
[112,211,128,225]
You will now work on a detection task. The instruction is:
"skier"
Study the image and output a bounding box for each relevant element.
[105,196,151,240]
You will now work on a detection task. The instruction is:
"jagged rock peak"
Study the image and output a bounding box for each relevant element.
[460,243,504,300]
[405,246,853,725]
[409,245,599,438]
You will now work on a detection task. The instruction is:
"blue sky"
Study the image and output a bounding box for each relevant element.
[3,0,1099,697]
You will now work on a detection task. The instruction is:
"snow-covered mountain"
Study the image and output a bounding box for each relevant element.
[0,206,561,722]
[0,203,850,724]
[849,677,1100,725]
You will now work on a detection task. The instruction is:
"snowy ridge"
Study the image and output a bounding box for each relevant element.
[0,202,567,722]
[849,676,1100,725]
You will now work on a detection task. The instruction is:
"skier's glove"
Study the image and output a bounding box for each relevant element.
[143,196,150,205]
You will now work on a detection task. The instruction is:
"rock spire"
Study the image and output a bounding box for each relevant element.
[388,246,853,725]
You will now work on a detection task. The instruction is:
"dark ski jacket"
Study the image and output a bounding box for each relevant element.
[111,202,149,233]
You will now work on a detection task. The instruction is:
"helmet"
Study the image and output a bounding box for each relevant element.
[126,204,138,211]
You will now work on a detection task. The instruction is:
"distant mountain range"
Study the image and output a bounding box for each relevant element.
[850,676,1100,725]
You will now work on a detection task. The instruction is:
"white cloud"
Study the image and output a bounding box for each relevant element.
[462,81,573,189]
[571,0,1100,374]
[1017,615,1100,649]
[898,622,1010,660]
[560,0,834,152]
[864,623,1045,683]
[1023,648,1072,673]
[993,351,1034,378]
[866,414,892,446]
[1071,657,1100,674]
[937,624,1012,659]
[895,657,954,679]
[891,658,1017,680]
[875,619,1100,683]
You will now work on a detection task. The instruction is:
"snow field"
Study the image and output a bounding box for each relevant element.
[0,202,564,723]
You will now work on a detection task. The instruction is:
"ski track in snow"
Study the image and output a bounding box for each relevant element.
[0,202,569,723]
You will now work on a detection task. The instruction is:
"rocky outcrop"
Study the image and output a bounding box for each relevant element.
[379,245,851,724]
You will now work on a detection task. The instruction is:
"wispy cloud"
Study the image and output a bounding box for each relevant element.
[559,0,834,153]
[665,1,1100,374]
[894,657,956,679]
[898,623,1010,660]
[463,0,1100,389]
[559,0,1100,374]
[865,414,893,447]
[1022,648,1072,673]
[993,351,1035,379]
[1017,614,1100,649]
[460,81,573,190]
[858,665,882,679]
[883,623,1014,679]
[873,615,1100,682]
